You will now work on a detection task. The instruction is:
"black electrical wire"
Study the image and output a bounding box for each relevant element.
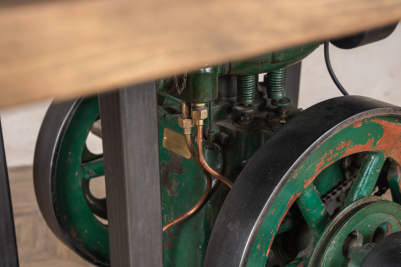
[324,41,349,96]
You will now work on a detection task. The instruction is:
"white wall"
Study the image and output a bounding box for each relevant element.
[299,23,401,109]
[1,99,52,167]
[1,23,401,167]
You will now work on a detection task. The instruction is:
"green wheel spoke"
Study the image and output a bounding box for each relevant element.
[314,163,344,196]
[82,144,103,163]
[345,152,385,205]
[81,158,104,181]
[388,158,401,203]
[296,185,330,241]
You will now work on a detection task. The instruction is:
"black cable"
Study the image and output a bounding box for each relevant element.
[324,41,349,96]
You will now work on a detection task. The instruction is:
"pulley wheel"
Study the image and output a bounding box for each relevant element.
[34,96,109,266]
[205,96,401,267]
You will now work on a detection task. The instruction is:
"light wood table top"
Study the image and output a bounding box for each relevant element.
[1,0,401,108]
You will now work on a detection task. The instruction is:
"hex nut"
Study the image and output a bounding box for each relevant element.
[191,109,208,120]
[178,117,194,128]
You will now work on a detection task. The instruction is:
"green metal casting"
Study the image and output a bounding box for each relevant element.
[174,66,219,103]
[226,42,320,75]
[54,92,272,267]
[159,42,320,104]
[311,197,401,267]
[49,39,401,267]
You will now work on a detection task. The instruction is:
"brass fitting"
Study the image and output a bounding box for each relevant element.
[179,102,194,135]
[178,116,195,129]
[191,103,208,126]
[191,108,208,120]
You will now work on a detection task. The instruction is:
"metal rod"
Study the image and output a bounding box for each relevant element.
[0,119,19,267]
[99,83,163,267]
[158,91,182,104]
[197,125,233,188]
[162,135,212,232]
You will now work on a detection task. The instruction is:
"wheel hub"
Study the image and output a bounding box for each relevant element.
[310,197,401,266]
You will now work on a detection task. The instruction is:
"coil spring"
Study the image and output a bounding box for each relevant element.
[265,69,285,100]
[237,75,255,105]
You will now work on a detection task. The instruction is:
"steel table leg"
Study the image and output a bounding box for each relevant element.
[99,83,163,267]
[285,61,302,107]
[0,120,19,267]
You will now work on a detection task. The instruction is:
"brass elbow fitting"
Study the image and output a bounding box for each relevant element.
[178,116,194,135]
[179,102,194,135]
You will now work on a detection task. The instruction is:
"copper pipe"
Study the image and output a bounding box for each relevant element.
[163,135,212,232]
[197,125,233,188]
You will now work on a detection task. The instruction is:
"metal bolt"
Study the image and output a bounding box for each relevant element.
[267,250,275,262]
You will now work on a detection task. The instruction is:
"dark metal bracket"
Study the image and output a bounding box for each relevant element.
[0,120,19,267]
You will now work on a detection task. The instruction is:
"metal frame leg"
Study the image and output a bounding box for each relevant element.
[99,82,163,267]
[0,120,19,267]
[285,62,302,107]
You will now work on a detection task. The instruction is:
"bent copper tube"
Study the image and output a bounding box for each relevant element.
[197,125,233,189]
[162,134,212,232]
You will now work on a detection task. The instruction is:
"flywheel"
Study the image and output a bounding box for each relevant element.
[33,96,109,266]
[205,95,401,267]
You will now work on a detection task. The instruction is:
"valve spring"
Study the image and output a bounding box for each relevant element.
[265,69,286,100]
[237,75,255,105]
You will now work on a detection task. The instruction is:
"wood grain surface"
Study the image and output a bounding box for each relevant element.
[1,0,401,108]
[9,167,92,266]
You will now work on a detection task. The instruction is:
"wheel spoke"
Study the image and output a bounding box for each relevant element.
[387,159,401,203]
[81,158,104,181]
[314,163,344,196]
[81,144,103,163]
[296,185,330,241]
[345,152,385,205]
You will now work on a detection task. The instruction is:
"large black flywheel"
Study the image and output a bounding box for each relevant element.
[205,96,401,267]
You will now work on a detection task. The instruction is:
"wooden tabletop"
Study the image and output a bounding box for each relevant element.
[1,0,401,108]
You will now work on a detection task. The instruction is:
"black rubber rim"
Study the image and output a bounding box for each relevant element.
[205,95,401,267]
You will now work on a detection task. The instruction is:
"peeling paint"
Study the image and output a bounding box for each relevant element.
[336,140,352,151]
[327,153,338,162]
[372,119,401,163]
[164,240,174,251]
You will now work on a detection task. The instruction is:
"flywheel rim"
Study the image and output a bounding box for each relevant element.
[34,96,110,266]
[205,96,401,267]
